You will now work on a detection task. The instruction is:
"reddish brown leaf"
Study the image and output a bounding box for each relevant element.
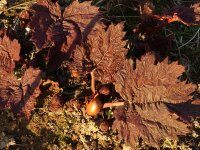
[0,35,21,72]
[0,69,22,109]
[88,23,128,83]
[46,19,81,47]
[172,3,200,25]
[63,0,103,33]
[114,53,196,104]
[69,45,93,75]
[154,3,200,26]
[20,68,43,119]
[30,0,105,73]
[47,41,78,73]
[112,103,189,148]
[63,0,105,42]
[0,57,42,119]
[30,0,61,49]
[34,0,61,20]
[69,23,126,78]
[46,22,66,45]
[64,21,82,47]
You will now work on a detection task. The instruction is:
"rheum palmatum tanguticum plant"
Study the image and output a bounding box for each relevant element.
[0,0,200,148]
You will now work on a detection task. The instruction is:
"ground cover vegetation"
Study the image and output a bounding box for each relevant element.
[0,0,200,149]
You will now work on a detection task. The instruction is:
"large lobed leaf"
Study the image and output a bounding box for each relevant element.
[63,0,99,27]
[63,0,103,38]
[47,0,103,72]
[0,35,20,72]
[30,0,102,47]
[88,23,128,83]
[112,103,189,148]
[69,23,127,80]
[30,0,104,73]
[0,35,22,112]
[114,53,196,104]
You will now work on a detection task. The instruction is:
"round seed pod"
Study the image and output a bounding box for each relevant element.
[86,96,103,116]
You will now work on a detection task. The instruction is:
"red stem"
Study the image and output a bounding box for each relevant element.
[90,70,124,109]
[103,102,124,109]
[90,70,96,93]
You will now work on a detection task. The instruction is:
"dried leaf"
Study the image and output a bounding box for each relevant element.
[0,69,22,109]
[114,53,196,104]
[64,21,82,48]
[112,103,189,148]
[20,68,43,118]
[0,35,21,72]
[88,23,128,83]
[45,79,60,94]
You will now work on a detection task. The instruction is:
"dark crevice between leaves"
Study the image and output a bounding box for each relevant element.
[47,20,81,74]
[30,5,55,49]
[167,100,200,121]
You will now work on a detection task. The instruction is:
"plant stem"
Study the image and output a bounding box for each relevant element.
[90,70,96,93]
[103,102,124,108]
[90,69,124,108]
